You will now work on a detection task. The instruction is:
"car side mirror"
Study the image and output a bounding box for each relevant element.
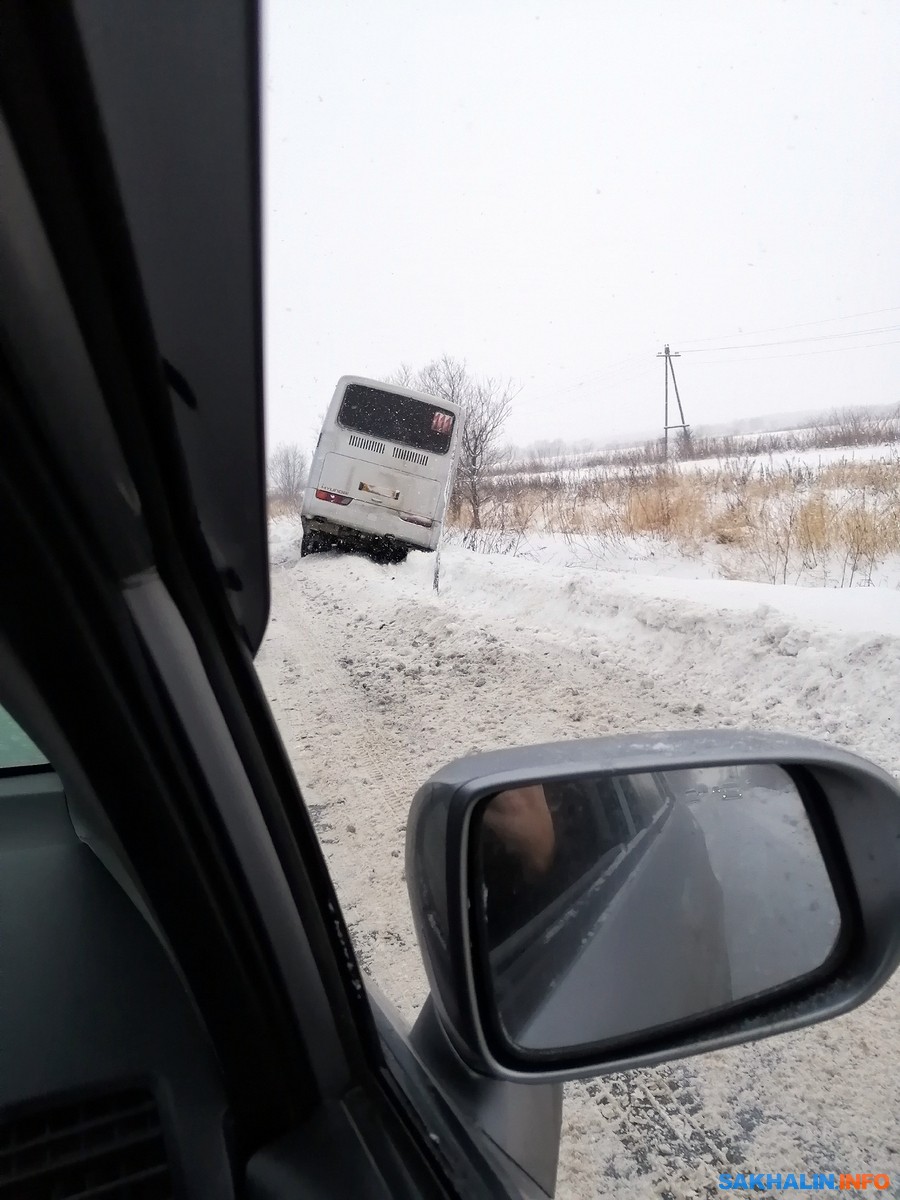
[405,731,900,1082]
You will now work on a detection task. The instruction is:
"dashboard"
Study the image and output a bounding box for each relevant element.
[0,769,234,1198]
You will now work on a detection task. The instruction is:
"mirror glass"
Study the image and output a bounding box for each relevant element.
[472,765,841,1055]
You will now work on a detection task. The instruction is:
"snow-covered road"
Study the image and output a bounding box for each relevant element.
[256,533,899,1199]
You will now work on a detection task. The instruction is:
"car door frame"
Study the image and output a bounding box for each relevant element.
[0,4,571,1194]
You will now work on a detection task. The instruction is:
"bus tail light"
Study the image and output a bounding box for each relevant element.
[400,512,433,528]
[315,488,352,506]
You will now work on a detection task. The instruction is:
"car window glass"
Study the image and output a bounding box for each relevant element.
[617,773,667,832]
[261,1,898,1191]
[0,704,47,771]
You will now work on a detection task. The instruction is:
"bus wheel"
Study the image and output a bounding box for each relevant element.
[381,543,408,565]
[301,530,323,557]
[371,541,406,565]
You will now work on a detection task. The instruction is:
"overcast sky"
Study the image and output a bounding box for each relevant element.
[263,1,900,451]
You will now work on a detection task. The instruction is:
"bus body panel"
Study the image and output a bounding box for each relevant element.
[315,453,443,519]
[301,376,463,555]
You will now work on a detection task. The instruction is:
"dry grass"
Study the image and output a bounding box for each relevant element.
[622,477,707,539]
[451,447,900,586]
[267,496,301,519]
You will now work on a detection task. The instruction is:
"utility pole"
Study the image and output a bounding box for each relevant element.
[656,344,689,460]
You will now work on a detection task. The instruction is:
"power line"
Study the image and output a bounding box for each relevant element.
[520,363,658,412]
[689,338,900,366]
[543,355,648,392]
[678,304,900,346]
[519,312,900,408]
[681,323,900,355]
[523,355,651,405]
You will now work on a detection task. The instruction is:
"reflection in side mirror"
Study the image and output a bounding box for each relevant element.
[472,765,841,1057]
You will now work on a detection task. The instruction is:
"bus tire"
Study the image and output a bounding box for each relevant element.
[300,530,323,557]
[371,540,407,565]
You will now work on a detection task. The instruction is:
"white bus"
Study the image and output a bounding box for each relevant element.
[300,376,464,563]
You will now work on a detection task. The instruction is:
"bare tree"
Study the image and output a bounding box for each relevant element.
[384,362,416,388]
[268,442,308,510]
[456,375,517,529]
[385,355,518,530]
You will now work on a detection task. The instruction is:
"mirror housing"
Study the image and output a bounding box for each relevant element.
[405,731,900,1083]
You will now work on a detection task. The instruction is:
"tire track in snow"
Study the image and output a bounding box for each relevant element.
[258,557,745,1197]
[257,565,433,1017]
[257,553,900,1200]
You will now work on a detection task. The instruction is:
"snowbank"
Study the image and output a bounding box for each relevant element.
[434,550,900,773]
[271,523,900,777]
[259,525,900,1200]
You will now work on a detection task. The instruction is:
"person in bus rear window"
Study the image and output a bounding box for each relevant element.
[337,385,454,455]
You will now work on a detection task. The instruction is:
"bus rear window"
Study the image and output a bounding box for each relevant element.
[337,384,455,454]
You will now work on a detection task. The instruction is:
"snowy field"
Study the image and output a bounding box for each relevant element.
[480,433,900,591]
[501,441,900,484]
[507,425,900,479]
[257,524,899,1200]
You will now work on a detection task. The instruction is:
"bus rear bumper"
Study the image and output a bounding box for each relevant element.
[300,503,438,553]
